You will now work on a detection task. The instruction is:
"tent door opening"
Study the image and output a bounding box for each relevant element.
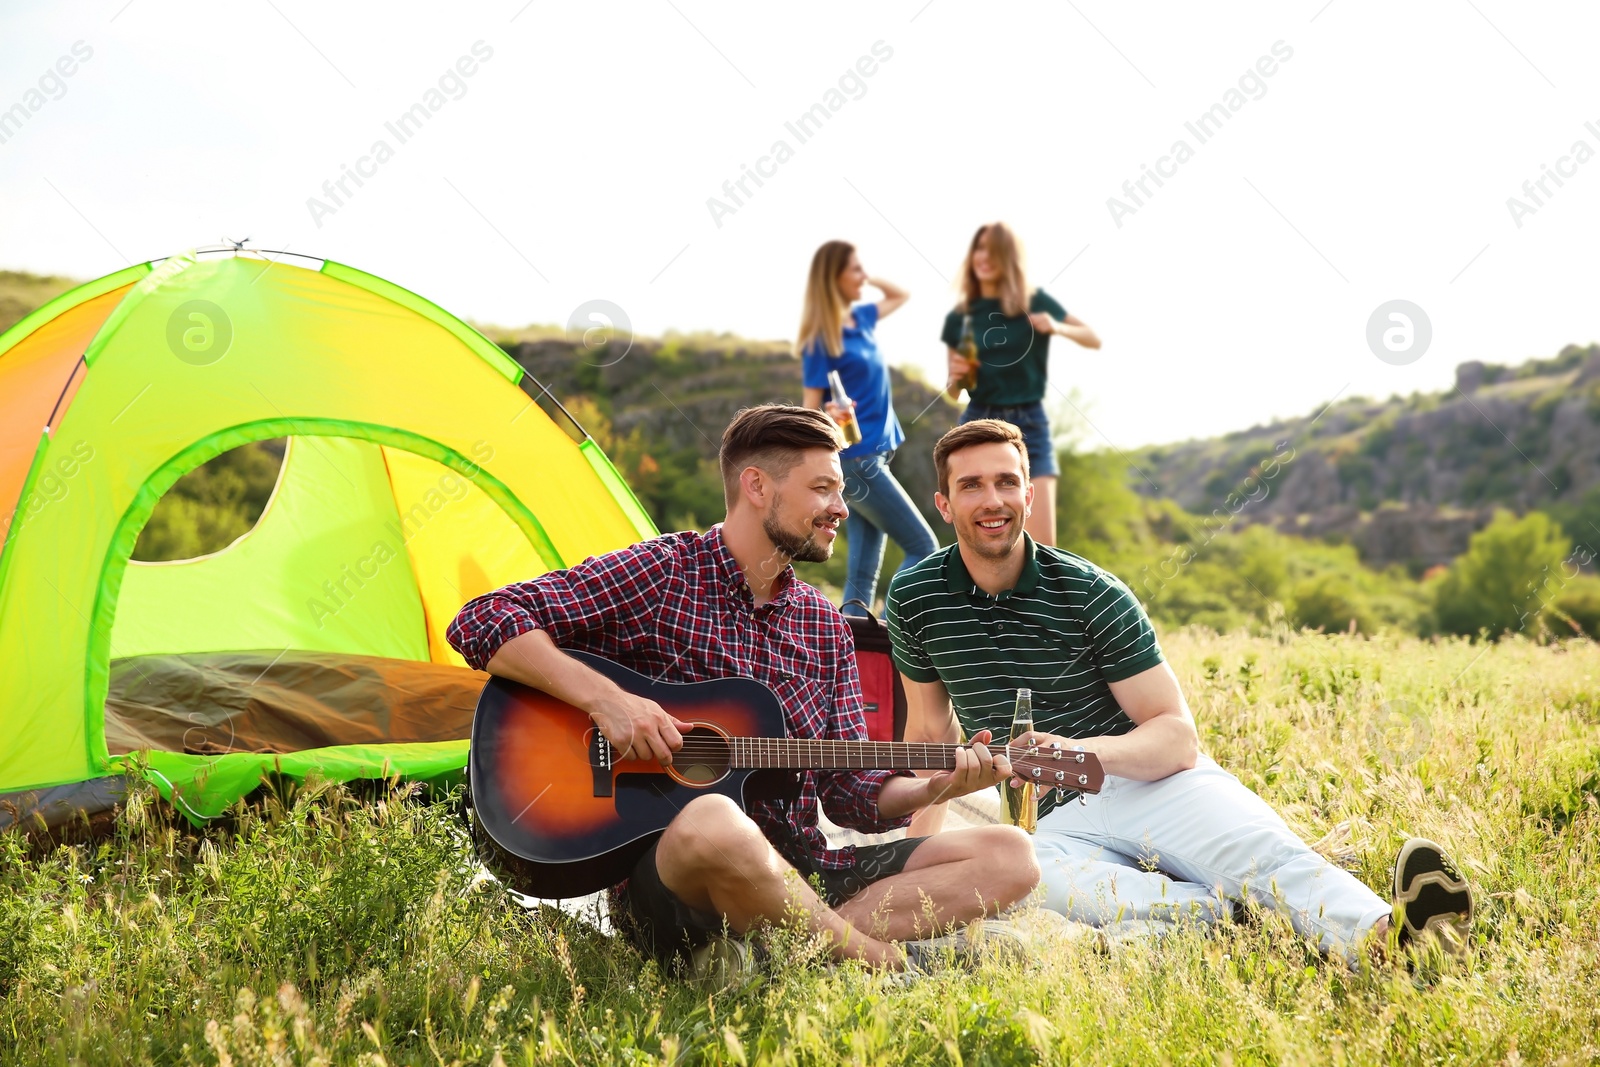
[101,433,547,759]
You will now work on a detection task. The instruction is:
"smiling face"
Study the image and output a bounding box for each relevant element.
[935,440,1033,561]
[756,447,847,564]
[836,251,867,303]
[962,223,1030,316]
[970,229,999,283]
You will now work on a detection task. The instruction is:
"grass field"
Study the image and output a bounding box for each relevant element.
[3,629,1598,1066]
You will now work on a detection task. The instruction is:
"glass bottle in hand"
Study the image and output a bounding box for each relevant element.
[955,314,980,395]
[1002,687,1037,833]
[827,369,863,445]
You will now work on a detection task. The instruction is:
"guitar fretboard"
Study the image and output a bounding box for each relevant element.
[730,738,975,770]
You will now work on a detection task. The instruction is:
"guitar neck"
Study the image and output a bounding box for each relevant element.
[730,738,973,771]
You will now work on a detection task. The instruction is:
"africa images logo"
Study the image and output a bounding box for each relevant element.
[166,300,233,366]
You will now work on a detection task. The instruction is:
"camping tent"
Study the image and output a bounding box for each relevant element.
[0,249,655,827]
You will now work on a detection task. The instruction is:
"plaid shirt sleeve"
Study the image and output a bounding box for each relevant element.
[816,617,913,834]
[446,537,677,671]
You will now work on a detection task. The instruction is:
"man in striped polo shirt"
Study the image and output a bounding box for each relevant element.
[886,419,1473,962]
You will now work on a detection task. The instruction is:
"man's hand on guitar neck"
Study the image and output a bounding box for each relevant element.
[925,729,1013,805]
[484,628,693,764]
[879,729,1013,818]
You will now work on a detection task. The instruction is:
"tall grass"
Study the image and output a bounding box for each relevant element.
[3,630,1598,1065]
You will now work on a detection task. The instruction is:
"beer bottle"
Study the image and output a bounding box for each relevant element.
[827,370,863,445]
[956,314,979,394]
[1002,688,1037,833]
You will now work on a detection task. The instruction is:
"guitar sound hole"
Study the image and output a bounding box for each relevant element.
[666,725,731,787]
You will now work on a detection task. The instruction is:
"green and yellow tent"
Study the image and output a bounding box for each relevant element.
[0,250,654,827]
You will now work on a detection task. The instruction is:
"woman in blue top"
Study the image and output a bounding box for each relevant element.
[943,222,1101,547]
[798,240,938,618]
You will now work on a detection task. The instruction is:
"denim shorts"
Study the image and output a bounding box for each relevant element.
[958,401,1060,478]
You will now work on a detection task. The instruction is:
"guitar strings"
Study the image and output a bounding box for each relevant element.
[616,741,1027,753]
[600,738,1058,767]
[656,742,973,750]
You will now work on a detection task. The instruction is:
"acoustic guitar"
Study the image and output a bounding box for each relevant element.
[467,651,1106,899]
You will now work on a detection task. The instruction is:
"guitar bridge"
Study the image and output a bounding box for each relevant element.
[589,730,614,797]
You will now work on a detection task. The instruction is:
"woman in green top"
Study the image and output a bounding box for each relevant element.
[943,221,1101,547]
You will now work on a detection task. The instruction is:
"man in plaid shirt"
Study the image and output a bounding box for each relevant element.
[449,405,1037,972]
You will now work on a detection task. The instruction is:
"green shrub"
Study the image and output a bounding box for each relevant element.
[1289,572,1374,633]
[1119,520,1426,636]
[1054,447,1158,561]
[133,440,285,561]
[1434,510,1571,638]
[1552,574,1600,639]
[1549,486,1600,552]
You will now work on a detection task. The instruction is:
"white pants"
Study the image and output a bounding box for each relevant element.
[1031,755,1391,963]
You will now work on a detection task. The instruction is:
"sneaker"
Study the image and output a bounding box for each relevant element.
[1391,837,1473,949]
[899,918,1029,972]
[1095,918,1178,952]
[686,935,761,989]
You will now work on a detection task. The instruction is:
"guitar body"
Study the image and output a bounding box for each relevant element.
[468,651,796,899]
[467,651,1107,900]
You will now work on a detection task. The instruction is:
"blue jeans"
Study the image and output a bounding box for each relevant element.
[840,451,939,617]
[959,401,1060,478]
[1034,755,1390,966]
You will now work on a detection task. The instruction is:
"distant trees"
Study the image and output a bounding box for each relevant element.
[1288,572,1374,635]
[1054,448,1162,563]
[1551,575,1600,640]
[1432,511,1577,638]
[99,327,1600,647]
[133,441,284,562]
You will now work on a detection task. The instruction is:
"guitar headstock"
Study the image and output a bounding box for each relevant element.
[1007,741,1105,795]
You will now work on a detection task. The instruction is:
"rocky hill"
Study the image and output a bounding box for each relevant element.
[500,333,960,535]
[1126,344,1600,571]
[8,268,1593,573]
[0,271,77,336]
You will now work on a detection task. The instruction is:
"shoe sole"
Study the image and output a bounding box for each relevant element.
[1392,837,1473,943]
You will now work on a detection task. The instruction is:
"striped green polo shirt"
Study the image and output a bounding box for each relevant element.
[885,536,1165,813]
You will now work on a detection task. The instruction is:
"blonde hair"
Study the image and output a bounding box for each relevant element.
[959,222,1030,318]
[796,240,856,358]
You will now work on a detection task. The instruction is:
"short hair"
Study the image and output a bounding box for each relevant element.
[720,404,845,508]
[932,419,1030,496]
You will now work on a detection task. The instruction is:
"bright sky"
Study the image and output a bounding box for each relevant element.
[2,1,1597,451]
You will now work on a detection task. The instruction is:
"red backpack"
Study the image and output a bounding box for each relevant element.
[842,606,906,742]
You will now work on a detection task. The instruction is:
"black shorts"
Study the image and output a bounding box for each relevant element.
[613,836,928,970]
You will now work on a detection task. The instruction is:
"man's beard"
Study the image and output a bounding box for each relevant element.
[959,510,1025,561]
[763,509,834,563]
